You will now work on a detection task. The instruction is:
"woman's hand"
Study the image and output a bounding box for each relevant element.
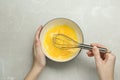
[33,26,46,68]
[25,26,46,80]
[87,43,116,80]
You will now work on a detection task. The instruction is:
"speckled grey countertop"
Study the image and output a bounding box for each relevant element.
[0,0,120,80]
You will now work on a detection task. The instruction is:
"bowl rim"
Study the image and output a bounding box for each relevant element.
[40,18,84,62]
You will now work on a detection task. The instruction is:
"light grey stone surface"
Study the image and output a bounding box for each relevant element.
[0,0,120,80]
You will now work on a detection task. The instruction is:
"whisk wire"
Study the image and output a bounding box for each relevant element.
[52,34,108,53]
[53,34,79,49]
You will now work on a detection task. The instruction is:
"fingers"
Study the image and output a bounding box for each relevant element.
[33,25,43,52]
[87,43,115,66]
[91,43,106,48]
[104,53,109,62]
[35,25,43,41]
[92,46,102,61]
[34,26,43,46]
[87,51,94,57]
[87,43,108,60]
[33,26,44,57]
[106,53,116,61]
[32,25,46,67]
[103,53,116,66]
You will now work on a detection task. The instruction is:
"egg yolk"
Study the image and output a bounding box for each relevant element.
[43,25,80,61]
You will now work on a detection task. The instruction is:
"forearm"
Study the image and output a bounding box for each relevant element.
[98,69,114,80]
[100,77,114,80]
[24,64,44,80]
[100,75,114,80]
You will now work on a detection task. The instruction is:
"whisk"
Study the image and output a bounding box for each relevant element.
[52,34,108,53]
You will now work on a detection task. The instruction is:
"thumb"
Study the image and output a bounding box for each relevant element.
[92,46,102,61]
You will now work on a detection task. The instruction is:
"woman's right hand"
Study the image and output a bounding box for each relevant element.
[87,43,116,80]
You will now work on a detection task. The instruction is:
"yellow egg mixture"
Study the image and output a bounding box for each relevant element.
[44,25,79,61]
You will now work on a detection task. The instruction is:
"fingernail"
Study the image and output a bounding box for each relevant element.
[93,46,97,50]
[94,46,97,48]
[40,25,43,27]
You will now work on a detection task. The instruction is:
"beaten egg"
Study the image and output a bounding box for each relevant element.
[43,24,80,61]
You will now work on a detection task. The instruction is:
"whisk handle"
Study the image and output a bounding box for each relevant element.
[79,44,108,53]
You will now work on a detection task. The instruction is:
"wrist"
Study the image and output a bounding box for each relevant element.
[101,79,113,80]
[100,76,114,80]
[32,63,45,73]
[33,60,46,68]
[24,63,45,80]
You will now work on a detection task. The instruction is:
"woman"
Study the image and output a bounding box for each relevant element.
[25,26,116,80]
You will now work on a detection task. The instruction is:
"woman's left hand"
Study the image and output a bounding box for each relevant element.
[33,25,46,68]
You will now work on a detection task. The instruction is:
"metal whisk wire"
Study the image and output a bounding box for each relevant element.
[52,34,80,49]
[52,34,108,53]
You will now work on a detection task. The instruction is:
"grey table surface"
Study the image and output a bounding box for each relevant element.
[0,0,120,80]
